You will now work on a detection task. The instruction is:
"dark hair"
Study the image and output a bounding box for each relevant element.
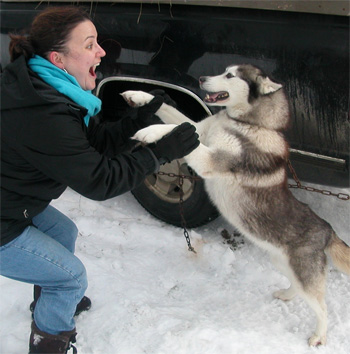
[9,6,91,62]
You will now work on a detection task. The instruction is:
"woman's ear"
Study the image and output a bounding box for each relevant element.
[48,51,64,69]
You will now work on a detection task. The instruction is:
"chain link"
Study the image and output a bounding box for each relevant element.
[157,171,202,181]
[157,171,199,252]
[287,160,349,201]
[178,175,197,253]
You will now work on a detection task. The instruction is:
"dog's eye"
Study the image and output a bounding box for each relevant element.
[226,73,234,78]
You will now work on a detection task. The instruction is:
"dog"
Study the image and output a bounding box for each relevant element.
[121,64,350,346]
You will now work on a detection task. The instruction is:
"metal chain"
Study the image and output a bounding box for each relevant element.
[178,175,197,253]
[287,160,349,201]
[157,160,349,251]
[157,171,202,181]
[157,171,200,252]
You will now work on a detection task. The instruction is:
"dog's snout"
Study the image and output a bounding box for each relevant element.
[199,76,207,84]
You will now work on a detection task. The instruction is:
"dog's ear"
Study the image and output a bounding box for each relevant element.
[257,75,282,95]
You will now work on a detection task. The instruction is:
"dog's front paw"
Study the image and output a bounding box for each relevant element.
[132,124,177,144]
[121,90,154,107]
[308,333,326,346]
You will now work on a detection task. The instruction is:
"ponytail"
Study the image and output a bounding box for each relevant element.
[9,33,35,62]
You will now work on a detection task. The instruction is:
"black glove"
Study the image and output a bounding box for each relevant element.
[149,89,177,108]
[127,95,164,129]
[148,122,200,164]
[127,90,177,129]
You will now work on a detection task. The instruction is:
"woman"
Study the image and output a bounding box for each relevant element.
[0,6,199,353]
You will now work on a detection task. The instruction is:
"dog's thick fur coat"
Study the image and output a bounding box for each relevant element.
[122,64,350,346]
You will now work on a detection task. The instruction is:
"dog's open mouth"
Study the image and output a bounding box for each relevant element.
[204,91,229,103]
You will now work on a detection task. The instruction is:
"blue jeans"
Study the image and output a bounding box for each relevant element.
[0,205,88,335]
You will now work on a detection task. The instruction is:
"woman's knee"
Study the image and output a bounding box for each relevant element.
[68,256,88,295]
[41,252,88,296]
[77,262,88,295]
[66,218,79,243]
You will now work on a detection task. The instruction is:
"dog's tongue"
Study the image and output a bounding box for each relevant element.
[205,91,225,103]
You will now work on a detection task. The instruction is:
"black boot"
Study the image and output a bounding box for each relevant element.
[29,321,77,353]
[30,285,91,317]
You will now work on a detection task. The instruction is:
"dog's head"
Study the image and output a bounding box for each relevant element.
[199,64,282,106]
[199,64,289,130]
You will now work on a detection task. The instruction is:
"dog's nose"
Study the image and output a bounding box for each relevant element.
[199,76,206,84]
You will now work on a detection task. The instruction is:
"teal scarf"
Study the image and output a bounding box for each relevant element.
[28,55,101,126]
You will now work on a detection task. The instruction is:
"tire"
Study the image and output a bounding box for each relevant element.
[131,159,219,228]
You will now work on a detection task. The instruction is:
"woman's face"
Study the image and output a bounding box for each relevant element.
[58,20,106,91]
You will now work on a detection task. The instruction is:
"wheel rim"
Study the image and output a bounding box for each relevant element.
[143,159,196,203]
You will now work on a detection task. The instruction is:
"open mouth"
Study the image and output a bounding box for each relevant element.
[204,91,229,103]
[89,63,100,77]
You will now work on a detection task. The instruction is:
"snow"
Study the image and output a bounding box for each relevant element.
[1,182,349,354]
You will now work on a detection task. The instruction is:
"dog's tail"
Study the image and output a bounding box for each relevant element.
[327,231,350,275]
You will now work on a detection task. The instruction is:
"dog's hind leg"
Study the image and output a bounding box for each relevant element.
[270,252,327,345]
[301,277,327,346]
[270,253,298,301]
[273,286,298,301]
[289,253,328,346]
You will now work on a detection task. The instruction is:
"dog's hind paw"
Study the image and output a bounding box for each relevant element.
[132,124,177,144]
[121,90,154,107]
[308,334,326,346]
[273,287,297,301]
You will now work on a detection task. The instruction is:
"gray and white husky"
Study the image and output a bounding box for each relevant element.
[121,64,350,346]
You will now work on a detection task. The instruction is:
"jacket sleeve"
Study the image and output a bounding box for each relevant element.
[15,105,159,201]
[86,114,142,157]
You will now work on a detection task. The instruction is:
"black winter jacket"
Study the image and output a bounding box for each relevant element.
[1,56,158,245]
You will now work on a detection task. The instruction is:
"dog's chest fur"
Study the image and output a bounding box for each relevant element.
[197,110,289,245]
[200,113,242,152]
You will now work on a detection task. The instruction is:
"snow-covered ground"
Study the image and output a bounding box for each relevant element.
[1,182,349,354]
